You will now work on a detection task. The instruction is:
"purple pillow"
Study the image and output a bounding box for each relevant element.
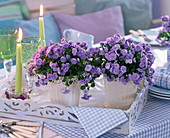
[53,6,124,43]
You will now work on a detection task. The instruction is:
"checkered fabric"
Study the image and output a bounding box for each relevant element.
[153,67,170,89]
[44,97,170,138]
[71,106,128,138]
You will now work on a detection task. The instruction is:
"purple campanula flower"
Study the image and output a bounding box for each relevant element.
[42,59,46,65]
[133,58,136,63]
[34,53,41,59]
[121,49,127,56]
[44,46,48,53]
[149,68,155,75]
[64,43,69,48]
[145,45,151,52]
[49,40,53,46]
[111,44,120,51]
[85,65,92,71]
[125,59,132,64]
[66,54,70,60]
[83,89,89,94]
[96,67,102,75]
[85,77,91,83]
[35,58,42,66]
[108,53,116,61]
[47,73,53,80]
[113,63,119,69]
[66,63,70,67]
[39,78,48,85]
[132,73,140,81]
[80,54,87,60]
[140,56,147,62]
[53,73,58,79]
[57,67,61,75]
[113,68,119,75]
[77,58,80,63]
[87,51,93,57]
[56,47,63,55]
[60,87,66,93]
[72,48,77,56]
[64,66,69,72]
[99,50,105,55]
[32,53,36,59]
[63,90,70,94]
[135,44,143,52]
[161,15,169,22]
[78,48,85,55]
[60,57,66,63]
[104,47,108,52]
[105,63,110,70]
[113,34,121,43]
[94,47,100,53]
[121,66,126,73]
[38,46,43,54]
[89,48,94,54]
[61,71,66,76]
[71,58,77,64]
[101,68,106,73]
[46,47,52,55]
[82,73,89,77]
[52,53,59,59]
[146,53,154,60]
[106,37,114,46]
[106,75,114,82]
[61,38,66,43]
[50,62,57,69]
[120,76,127,85]
[81,94,92,100]
[40,74,46,79]
[80,80,87,85]
[35,81,40,87]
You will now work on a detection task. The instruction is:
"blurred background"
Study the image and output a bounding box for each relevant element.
[0,0,170,68]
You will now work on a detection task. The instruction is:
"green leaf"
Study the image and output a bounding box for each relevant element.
[91,83,95,87]
[80,85,85,90]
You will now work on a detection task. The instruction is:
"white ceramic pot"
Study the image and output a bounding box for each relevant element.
[104,79,137,110]
[48,77,81,106]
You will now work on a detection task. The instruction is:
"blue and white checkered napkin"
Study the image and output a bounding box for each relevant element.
[71,106,128,138]
[153,67,170,89]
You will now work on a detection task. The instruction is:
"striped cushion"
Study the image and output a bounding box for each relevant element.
[0,0,29,29]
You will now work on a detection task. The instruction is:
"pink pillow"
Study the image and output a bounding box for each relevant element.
[53,6,124,43]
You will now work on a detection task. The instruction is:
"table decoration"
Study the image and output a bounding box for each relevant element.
[0,28,17,78]
[89,34,155,110]
[39,4,46,48]
[4,28,31,100]
[27,38,101,106]
[15,28,23,93]
[156,15,170,72]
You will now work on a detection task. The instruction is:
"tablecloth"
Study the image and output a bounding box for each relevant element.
[44,96,170,138]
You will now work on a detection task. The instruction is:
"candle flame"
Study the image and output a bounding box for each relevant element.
[40,4,43,16]
[18,28,22,42]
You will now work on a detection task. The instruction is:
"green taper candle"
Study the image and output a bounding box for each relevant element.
[15,28,22,93]
[39,4,46,48]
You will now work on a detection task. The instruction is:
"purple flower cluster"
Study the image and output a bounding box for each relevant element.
[99,34,155,86]
[27,38,96,100]
[156,15,170,47]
